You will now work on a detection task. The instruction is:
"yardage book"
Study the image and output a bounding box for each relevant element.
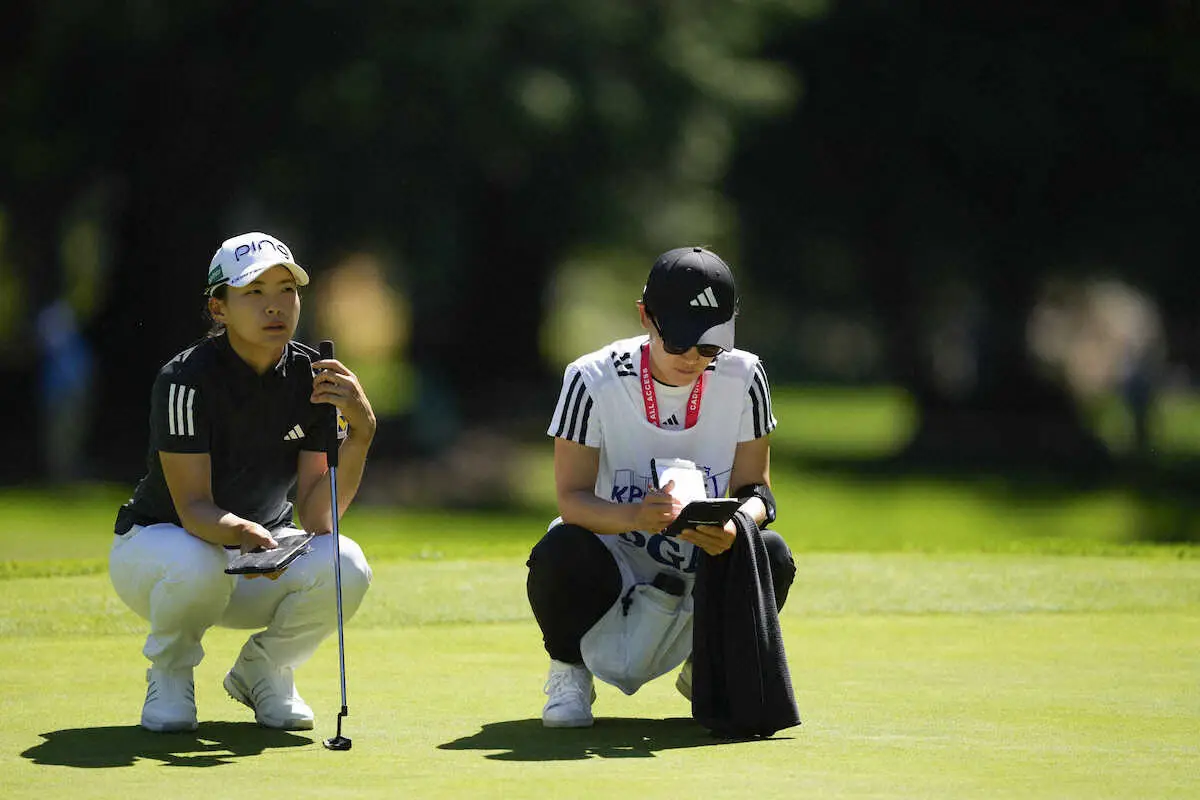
[651,458,742,537]
[651,457,708,504]
[225,533,315,575]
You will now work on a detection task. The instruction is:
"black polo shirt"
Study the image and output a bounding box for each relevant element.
[115,335,337,536]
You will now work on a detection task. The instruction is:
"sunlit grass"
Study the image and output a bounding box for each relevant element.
[2,384,1198,797]
[768,385,918,457]
[3,557,1198,798]
[4,385,1198,581]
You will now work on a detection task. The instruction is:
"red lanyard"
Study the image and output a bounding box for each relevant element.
[640,342,706,429]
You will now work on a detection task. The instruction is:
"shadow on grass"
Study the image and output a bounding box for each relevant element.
[21,722,312,768]
[439,717,792,761]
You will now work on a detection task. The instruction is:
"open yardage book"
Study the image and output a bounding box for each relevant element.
[651,458,742,537]
[225,533,315,575]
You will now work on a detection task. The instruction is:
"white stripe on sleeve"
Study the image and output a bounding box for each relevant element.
[167,383,178,436]
[174,384,186,438]
[752,362,776,435]
[185,387,195,437]
[550,369,599,445]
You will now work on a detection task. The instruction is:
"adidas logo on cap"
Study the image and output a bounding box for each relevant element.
[689,286,719,308]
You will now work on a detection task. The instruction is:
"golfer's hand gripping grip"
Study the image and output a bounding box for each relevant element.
[318,340,340,468]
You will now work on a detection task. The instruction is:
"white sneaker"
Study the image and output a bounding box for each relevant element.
[542,660,596,728]
[141,667,198,732]
[223,656,314,730]
[675,657,693,701]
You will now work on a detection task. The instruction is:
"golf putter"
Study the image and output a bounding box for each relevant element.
[318,340,352,752]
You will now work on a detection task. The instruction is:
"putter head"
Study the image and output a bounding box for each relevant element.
[323,735,352,751]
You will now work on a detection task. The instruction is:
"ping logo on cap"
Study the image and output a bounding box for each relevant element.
[234,238,291,262]
[206,231,310,294]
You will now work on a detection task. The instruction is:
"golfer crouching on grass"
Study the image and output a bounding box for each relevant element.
[109,232,375,733]
[528,246,798,732]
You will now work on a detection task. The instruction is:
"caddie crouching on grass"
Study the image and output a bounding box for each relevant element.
[108,232,375,733]
[526,246,797,729]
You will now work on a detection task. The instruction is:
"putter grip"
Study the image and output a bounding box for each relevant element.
[318,340,340,468]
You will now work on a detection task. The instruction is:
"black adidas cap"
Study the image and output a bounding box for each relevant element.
[641,247,737,351]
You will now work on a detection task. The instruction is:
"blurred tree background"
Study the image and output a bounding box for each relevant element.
[1,1,1197,538]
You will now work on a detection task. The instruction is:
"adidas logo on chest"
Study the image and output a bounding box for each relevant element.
[283,425,305,441]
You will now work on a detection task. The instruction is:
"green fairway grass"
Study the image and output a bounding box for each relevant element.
[2,467,1195,582]
[2,382,1199,798]
[2,556,1197,799]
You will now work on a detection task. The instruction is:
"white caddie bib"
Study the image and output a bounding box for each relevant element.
[557,335,768,693]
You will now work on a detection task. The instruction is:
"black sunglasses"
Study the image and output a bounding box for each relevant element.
[650,315,722,359]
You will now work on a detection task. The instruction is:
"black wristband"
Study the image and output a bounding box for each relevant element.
[732,482,777,526]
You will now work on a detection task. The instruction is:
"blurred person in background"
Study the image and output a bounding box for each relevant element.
[108,232,375,732]
[527,246,795,728]
[36,298,95,482]
[1027,277,1167,456]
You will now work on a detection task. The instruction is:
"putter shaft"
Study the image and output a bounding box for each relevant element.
[324,464,351,751]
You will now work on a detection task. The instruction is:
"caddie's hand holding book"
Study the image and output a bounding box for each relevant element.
[651,457,708,505]
[651,458,742,537]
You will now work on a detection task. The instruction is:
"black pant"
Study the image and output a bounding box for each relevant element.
[526,522,797,664]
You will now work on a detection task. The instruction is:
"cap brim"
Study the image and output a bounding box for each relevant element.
[227,262,310,288]
[657,313,735,352]
[698,317,735,351]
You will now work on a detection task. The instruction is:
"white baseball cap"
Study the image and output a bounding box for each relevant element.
[205,231,310,295]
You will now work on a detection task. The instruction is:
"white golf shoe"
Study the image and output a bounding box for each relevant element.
[542,660,596,728]
[141,667,198,732]
[223,656,314,730]
[675,657,693,701]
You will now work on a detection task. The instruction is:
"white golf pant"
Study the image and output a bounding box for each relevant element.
[109,523,371,672]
